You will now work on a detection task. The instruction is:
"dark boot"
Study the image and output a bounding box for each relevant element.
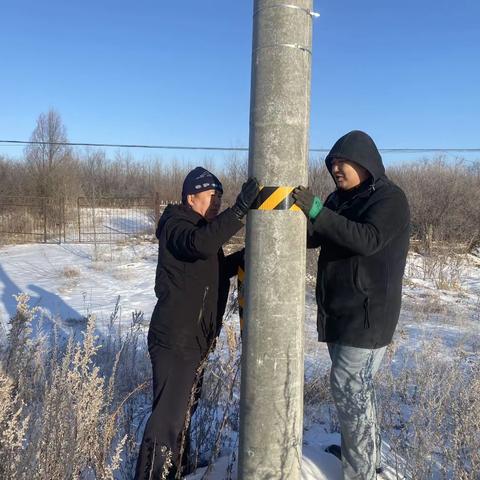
[324,444,341,461]
[325,445,383,474]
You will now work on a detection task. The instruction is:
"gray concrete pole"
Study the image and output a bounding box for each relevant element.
[238,1,314,479]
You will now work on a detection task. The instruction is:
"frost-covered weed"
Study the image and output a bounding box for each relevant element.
[0,293,243,479]
[0,368,30,480]
[187,301,242,479]
[377,337,480,480]
[0,295,150,479]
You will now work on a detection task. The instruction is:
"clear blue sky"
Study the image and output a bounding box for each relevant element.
[1,0,479,164]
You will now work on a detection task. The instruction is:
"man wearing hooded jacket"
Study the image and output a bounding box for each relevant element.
[135,167,259,480]
[293,131,410,479]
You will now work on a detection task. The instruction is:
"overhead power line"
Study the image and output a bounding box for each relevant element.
[0,139,249,152]
[0,139,480,154]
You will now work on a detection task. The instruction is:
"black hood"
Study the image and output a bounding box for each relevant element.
[155,204,202,240]
[325,130,385,181]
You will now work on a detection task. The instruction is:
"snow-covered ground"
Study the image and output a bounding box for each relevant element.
[2,242,478,336]
[0,242,158,331]
[1,241,479,479]
[66,207,155,242]
[187,428,405,480]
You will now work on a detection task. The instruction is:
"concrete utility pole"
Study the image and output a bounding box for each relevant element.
[239,1,315,479]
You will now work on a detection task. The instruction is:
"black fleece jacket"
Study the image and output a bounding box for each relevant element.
[308,131,410,348]
[150,204,243,354]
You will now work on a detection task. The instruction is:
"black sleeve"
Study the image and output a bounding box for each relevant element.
[222,249,244,278]
[167,208,244,260]
[311,189,410,256]
[307,190,335,249]
[307,222,322,249]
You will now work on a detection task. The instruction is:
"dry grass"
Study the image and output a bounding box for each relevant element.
[1,266,479,479]
[0,290,245,479]
[0,294,151,479]
[377,336,480,479]
[418,253,464,291]
[165,299,244,479]
[0,367,30,480]
[62,265,81,278]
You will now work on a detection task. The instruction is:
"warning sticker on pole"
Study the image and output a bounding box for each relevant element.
[237,262,245,332]
[251,186,301,211]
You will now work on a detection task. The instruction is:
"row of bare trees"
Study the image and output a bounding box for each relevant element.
[0,110,248,206]
[1,109,479,250]
[390,160,480,251]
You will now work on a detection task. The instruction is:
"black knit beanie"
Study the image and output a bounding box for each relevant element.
[181,166,223,204]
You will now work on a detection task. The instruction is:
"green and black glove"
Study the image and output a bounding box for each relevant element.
[292,186,323,220]
[232,177,260,219]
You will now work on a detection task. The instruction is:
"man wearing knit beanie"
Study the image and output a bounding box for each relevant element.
[181,166,223,203]
[135,167,259,479]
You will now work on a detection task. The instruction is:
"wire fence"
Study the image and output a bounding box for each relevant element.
[0,194,175,244]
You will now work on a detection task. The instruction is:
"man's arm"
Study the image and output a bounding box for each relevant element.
[167,177,259,260]
[168,208,243,260]
[311,190,410,256]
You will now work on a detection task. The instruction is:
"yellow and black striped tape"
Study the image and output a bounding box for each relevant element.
[237,264,245,332]
[251,186,301,211]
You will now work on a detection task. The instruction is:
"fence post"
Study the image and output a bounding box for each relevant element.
[77,197,82,243]
[43,197,47,243]
[58,196,62,244]
[62,196,66,243]
[426,223,433,253]
[154,191,160,225]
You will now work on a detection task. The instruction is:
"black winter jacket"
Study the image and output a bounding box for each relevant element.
[308,131,410,348]
[150,204,243,354]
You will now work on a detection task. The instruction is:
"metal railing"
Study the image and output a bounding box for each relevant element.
[0,193,175,244]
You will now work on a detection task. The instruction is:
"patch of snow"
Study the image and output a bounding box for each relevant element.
[0,242,157,331]
[186,426,409,480]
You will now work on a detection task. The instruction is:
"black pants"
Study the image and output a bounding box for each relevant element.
[134,332,204,480]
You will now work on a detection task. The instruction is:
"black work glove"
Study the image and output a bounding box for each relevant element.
[292,186,323,220]
[232,177,260,219]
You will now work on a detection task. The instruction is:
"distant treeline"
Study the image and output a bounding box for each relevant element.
[1,110,479,250]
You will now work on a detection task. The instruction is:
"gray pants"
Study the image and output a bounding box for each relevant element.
[328,343,386,480]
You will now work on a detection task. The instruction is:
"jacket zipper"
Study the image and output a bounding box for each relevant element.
[334,180,376,213]
[197,286,209,324]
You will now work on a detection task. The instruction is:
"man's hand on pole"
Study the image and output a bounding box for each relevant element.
[232,177,260,219]
[293,186,323,220]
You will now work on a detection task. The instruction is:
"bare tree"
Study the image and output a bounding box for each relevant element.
[0,156,27,196]
[80,148,108,199]
[24,109,78,198]
[388,157,480,251]
[220,153,248,206]
[308,155,331,199]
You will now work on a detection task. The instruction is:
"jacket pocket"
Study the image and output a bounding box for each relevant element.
[363,297,370,329]
[354,258,371,329]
